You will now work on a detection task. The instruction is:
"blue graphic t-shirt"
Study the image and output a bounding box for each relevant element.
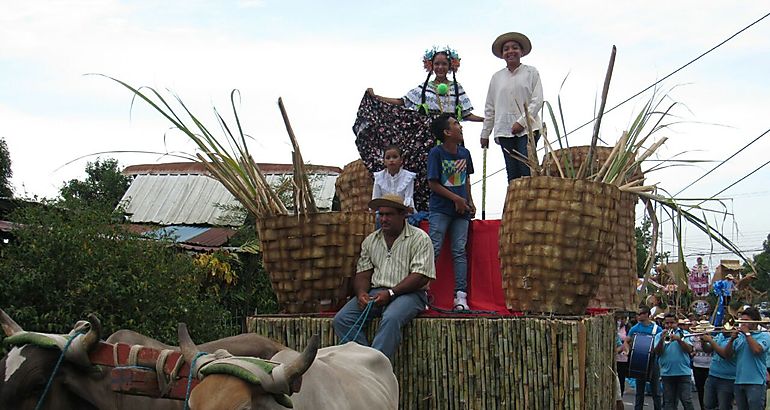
[733,331,770,384]
[427,145,474,219]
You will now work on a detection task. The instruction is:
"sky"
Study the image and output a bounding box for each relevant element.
[2,1,769,270]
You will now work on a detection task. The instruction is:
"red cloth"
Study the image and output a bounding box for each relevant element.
[420,219,510,315]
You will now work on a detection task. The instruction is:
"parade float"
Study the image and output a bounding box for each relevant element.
[97,45,755,407]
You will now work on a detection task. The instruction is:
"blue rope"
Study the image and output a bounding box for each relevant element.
[340,300,374,344]
[183,351,207,410]
[35,330,85,410]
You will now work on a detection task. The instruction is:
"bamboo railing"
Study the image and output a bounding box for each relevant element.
[247,314,615,409]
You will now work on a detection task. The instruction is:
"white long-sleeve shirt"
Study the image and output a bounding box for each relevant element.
[371,168,416,210]
[480,64,543,139]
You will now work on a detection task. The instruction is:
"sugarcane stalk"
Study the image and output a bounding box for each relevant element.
[580,45,617,179]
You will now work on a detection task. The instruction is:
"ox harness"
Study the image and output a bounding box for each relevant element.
[3,331,295,408]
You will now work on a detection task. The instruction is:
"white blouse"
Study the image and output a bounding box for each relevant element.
[372,168,416,210]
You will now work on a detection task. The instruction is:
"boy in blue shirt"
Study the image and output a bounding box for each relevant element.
[625,306,663,410]
[427,113,475,311]
[725,307,770,410]
[654,312,694,410]
[702,326,737,410]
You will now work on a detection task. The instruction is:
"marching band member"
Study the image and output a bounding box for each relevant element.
[724,307,770,410]
[654,312,695,410]
[625,306,663,410]
[701,323,737,410]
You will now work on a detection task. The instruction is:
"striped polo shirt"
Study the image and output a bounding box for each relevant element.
[356,223,436,288]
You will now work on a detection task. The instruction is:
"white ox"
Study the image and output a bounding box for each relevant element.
[179,324,399,410]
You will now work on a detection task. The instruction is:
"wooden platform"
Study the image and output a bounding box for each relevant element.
[247,313,615,410]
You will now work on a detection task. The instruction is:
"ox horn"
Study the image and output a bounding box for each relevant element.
[178,323,200,366]
[282,334,319,392]
[0,308,24,336]
[77,313,102,351]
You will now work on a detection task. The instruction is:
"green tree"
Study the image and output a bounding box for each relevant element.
[745,233,770,294]
[0,204,232,343]
[636,215,670,278]
[60,158,130,210]
[0,138,12,198]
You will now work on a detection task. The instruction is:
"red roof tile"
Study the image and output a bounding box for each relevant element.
[184,227,237,247]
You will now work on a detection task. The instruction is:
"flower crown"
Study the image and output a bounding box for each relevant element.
[422,46,461,73]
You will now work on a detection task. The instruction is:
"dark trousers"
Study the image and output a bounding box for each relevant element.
[703,375,735,410]
[635,362,662,410]
[693,366,709,409]
[498,131,539,182]
[662,375,695,410]
[617,361,629,395]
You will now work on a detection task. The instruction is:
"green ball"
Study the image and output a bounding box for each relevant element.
[436,83,448,95]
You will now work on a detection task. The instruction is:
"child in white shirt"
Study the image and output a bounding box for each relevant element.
[372,144,416,213]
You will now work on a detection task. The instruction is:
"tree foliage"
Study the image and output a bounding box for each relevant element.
[745,233,770,295]
[0,138,12,198]
[635,215,670,278]
[0,204,233,343]
[59,158,130,210]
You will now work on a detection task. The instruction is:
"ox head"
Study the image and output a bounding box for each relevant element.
[178,323,319,410]
[0,309,103,410]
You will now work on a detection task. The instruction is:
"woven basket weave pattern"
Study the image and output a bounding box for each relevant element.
[543,146,640,310]
[257,211,374,313]
[500,177,620,314]
[335,159,373,212]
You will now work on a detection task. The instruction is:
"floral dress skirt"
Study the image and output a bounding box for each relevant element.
[352,92,438,211]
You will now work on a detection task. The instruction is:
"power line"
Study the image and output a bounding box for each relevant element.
[674,127,770,196]
[473,11,770,185]
[706,159,770,200]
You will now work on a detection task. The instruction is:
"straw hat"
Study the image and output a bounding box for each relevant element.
[654,312,665,320]
[368,194,408,211]
[492,32,532,58]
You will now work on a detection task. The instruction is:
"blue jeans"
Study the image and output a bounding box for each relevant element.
[332,288,427,361]
[734,383,766,410]
[704,375,735,410]
[498,131,540,182]
[428,212,469,293]
[408,210,429,227]
[662,375,695,410]
[635,362,662,410]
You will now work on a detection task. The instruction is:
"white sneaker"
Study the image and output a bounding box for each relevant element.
[454,291,468,311]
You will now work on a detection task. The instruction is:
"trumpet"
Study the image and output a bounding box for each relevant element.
[663,329,682,343]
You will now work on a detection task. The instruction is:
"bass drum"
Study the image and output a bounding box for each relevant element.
[627,333,655,379]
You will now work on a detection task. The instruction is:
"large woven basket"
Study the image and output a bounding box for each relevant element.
[499,176,620,314]
[542,146,641,310]
[335,159,373,212]
[256,211,375,313]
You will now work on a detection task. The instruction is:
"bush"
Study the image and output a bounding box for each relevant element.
[0,204,233,344]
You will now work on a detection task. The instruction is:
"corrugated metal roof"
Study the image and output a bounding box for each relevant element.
[0,220,17,232]
[120,174,244,226]
[123,162,342,176]
[120,172,339,226]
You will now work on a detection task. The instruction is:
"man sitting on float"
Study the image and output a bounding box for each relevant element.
[333,194,436,362]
